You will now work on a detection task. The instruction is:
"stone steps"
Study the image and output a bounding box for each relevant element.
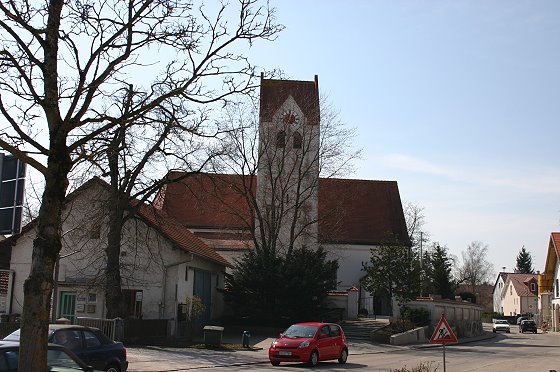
[340,318,387,341]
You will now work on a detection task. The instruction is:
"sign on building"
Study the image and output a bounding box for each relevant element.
[0,154,26,235]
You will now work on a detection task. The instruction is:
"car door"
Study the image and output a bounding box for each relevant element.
[329,324,343,356]
[75,329,105,370]
[316,325,334,359]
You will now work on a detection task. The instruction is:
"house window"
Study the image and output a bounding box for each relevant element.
[123,289,143,318]
[276,131,286,148]
[530,282,536,292]
[293,132,302,149]
[510,285,512,296]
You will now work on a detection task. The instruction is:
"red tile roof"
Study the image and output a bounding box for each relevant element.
[136,204,230,267]
[507,273,538,297]
[260,77,320,126]
[0,178,230,268]
[158,172,411,246]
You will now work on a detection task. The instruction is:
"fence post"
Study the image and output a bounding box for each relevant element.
[115,318,124,341]
[347,287,359,320]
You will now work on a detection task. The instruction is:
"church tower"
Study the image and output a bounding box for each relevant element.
[256,75,320,254]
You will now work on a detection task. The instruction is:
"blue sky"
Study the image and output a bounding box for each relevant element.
[248,0,560,276]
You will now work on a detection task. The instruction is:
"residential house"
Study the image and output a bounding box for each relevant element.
[155,76,411,316]
[539,232,560,331]
[492,272,510,314]
[0,178,229,335]
[500,273,538,317]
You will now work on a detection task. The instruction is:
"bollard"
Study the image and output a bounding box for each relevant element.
[242,330,251,348]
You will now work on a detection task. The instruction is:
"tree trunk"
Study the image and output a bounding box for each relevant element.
[19,149,71,371]
[105,196,126,319]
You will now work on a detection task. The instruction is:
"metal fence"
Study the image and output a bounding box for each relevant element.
[76,317,122,341]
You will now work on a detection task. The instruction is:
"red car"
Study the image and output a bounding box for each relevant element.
[268,322,348,367]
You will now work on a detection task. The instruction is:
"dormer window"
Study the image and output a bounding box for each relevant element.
[530,282,536,292]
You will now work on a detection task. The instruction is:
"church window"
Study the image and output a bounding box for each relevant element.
[276,131,286,148]
[293,132,302,149]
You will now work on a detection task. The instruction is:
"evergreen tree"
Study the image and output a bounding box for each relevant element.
[362,236,420,316]
[224,246,338,325]
[429,245,456,299]
[515,246,534,274]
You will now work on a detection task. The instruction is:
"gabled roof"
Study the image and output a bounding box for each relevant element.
[157,172,411,246]
[135,204,230,267]
[0,177,230,268]
[504,273,538,298]
[492,272,511,295]
[543,232,560,276]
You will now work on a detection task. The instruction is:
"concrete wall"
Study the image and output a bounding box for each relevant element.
[406,298,483,338]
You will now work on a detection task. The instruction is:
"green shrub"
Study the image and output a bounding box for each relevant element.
[401,306,430,326]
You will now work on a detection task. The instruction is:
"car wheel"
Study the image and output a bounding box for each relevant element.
[338,348,348,364]
[105,364,121,372]
[271,361,280,366]
[308,350,319,367]
[493,330,496,333]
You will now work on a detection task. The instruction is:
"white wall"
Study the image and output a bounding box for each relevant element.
[323,243,374,291]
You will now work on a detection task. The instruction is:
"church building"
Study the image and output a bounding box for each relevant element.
[156,75,411,316]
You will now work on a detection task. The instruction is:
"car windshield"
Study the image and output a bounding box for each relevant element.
[525,321,536,325]
[283,325,318,338]
[3,328,55,342]
[496,320,508,324]
[3,329,20,341]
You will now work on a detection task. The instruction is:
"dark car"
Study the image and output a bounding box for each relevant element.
[519,319,538,333]
[516,316,528,325]
[0,340,101,371]
[3,324,127,372]
[269,322,348,367]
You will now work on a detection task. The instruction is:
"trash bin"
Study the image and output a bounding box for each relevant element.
[242,330,251,348]
[203,326,224,347]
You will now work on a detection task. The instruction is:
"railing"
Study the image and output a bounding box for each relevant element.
[358,297,376,318]
[76,317,119,341]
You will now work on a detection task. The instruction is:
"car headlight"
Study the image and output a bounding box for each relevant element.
[271,340,279,348]
[299,340,310,348]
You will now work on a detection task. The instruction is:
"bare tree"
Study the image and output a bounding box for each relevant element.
[403,201,430,250]
[456,241,494,292]
[0,1,281,369]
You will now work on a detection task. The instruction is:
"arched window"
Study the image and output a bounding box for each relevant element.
[293,132,302,149]
[276,131,286,148]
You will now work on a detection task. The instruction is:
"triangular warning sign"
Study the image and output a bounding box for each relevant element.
[430,313,458,344]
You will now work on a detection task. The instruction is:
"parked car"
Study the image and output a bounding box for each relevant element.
[3,324,127,372]
[492,319,510,333]
[516,316,528,325]
[519,319,538,333]
[0,340,101,371]
[268,322,348,367]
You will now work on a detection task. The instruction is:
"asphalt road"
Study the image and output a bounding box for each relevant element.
[126,323,560,372]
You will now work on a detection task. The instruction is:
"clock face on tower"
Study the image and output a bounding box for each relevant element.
[282,110,299,125]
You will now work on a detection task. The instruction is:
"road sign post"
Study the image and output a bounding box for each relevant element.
[430,313,458,372]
